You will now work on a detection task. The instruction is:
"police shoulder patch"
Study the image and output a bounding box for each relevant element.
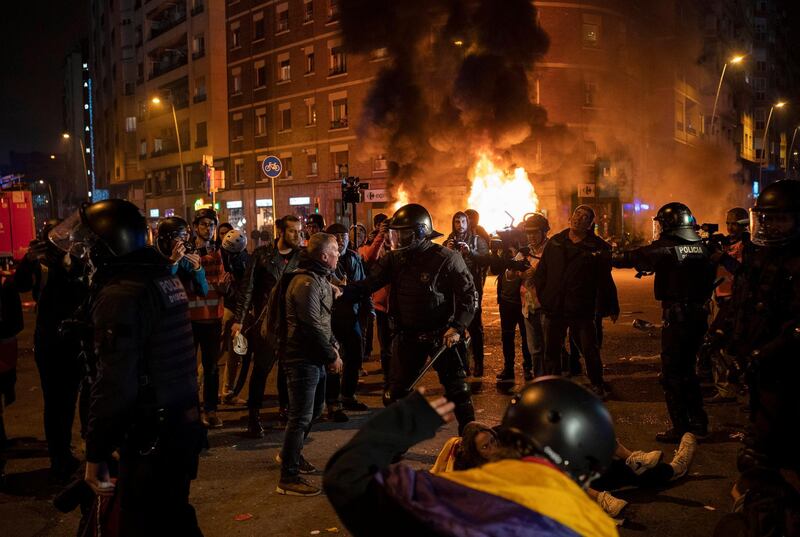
[674,244,706,261]
[154,275,189,308]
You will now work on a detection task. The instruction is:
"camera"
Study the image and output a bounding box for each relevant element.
[699,223,719,235]
[341,176,369,206]
[182,240,196,254]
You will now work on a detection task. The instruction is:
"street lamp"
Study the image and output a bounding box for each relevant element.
[710,55,745,137]
[38,179,55,218]
[151,94,187,219]
[61,132,91,196]
[759,101,787,184]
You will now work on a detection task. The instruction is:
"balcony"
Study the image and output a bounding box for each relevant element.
[193,92,207,104]
[329,64,347,76]
[149,52,187,79]
[330,118,348,129]
[192,48,205,60]
[148,4,187,41]
[191,3,204,16]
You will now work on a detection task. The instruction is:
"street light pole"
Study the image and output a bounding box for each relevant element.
[787,126,799,176]
[62,133,91,197]
[38,179,55,219]
[152,95,188,220]
[759,101,786,185]
[710,55,744,138]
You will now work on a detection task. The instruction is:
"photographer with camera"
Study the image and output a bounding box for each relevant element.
[14,219,89,483]
[155,216,208,297]
[445,211,490,377]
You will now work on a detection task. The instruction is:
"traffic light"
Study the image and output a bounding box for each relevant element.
[314,197,320,213]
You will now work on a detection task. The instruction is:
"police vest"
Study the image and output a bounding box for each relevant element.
[653,242,714,304]
[141,274,199,411]
[389,244,452,332]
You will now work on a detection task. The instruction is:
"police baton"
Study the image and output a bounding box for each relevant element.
[408,336,471,391]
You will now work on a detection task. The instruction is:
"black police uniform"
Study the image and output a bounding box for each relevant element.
[614,236,715,438]
[353,240,478,432]
[86,247,204,536]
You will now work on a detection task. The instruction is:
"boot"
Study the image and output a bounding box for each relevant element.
[246,408,264,438]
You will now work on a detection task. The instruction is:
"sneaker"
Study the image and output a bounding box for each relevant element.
[596,491,628,518]
[276,477,321,497]
[669,432,697,480]
[655,427,684,444]
[275,453,318,474]
[495,369,515,382]
[523,369,534,382]
[202,412,224,429]
[327,407,349,423]
[342,398,369,411]
[625,449,663,475]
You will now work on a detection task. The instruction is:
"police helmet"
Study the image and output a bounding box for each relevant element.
[653,202,699,241]
[193,208,218,226]
[49,199,148,263]
[388,203,443,251]
[750,180,800,246]
[523,212,550,233]
[499,377,616,487]
[155,216,190,257]
[222,229,248,253]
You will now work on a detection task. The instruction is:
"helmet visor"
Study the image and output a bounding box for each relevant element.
[47,210,98,260]
[388,228,417,251]
[750,209,800,246]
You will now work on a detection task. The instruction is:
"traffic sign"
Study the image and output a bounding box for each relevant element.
[578,183,596,198]
[262,155,283,178]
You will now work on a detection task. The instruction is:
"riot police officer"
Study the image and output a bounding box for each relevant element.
[50,200,204,536]
[346,204,478,433]
[613,202,716,443]
[716,181,800,536]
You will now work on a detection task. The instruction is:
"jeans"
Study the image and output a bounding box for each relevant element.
[280,362,326,480]
[193,320,222,412]
[524,309,545,377]
[499,300,532,372]
[327,318,363,405]
[542,314,604,386]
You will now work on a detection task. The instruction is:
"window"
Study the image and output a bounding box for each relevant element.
[328,0,339,21]
[125,116,136,132]
[256,155,269,182]
[582,14,601,47]
[254,60,266,87]
[303,0,313,23]
[305,97,316,125]
[330,147,348,175]
[583,80,597,107]
[756,60,767,73]
[278,53,291,82]
[139,139,147,157]
[755,108,766,131]
[194,76,206,102]
[196,122,207,147]
[305,47,315,74]
[192,33,205,58]
[253,12,265,40]
[276,3,289,33]
[329,92,348,129]
[329,42,346,75]
[370,47,388,61]
[231,22,241,48]
[754,77,766,101]
[373,154,388,171]
[232,67,242,94]
[255,108,267,136]
[675,99,685,132]
[280,103,292,131]
[233,158,245,184]
[281,155,293,179]
[232,112,243,139]
[307,150,318,175]
[154,137,164,152]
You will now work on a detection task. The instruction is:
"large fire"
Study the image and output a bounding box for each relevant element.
[467,152,539,233]
[391,184,410,213]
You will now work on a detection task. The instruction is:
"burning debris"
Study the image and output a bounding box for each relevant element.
[467,152,539,233]
[340,0,549,220]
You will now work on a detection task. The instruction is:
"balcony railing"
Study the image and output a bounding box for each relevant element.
[150,55,188,79]
[149,11,187,41]
[329,64,347,76]
[191,3,204,16]
[330,118,348,129]
[192,49,205,60]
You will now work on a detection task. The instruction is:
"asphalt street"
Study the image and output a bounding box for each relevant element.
[0,268,745,537]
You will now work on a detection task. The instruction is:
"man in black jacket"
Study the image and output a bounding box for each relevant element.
[324,223,369,422]
[533,205,619,399]
[232,215,302,437]
[276,233,343,497]
[445,211,490,377]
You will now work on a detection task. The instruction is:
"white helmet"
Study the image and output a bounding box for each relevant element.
[222,229,247,253]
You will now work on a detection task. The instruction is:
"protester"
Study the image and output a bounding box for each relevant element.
[325,377,619,536]
[358,216,391,385]
[189,208,226,428]
[0,269,23,485]
[534,205,619,398]
[519,213,550,378]
[219,229,250,404]
[274,233,343,497]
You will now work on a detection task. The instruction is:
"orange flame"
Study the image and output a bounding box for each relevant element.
[391,184,410,213]
[467,152,539,233]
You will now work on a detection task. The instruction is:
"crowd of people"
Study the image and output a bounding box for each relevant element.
[0,178,797,536]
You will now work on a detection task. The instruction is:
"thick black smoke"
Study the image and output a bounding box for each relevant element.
[341,0,550,189]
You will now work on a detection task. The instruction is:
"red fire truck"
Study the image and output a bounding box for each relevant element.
[0,176,36,264]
